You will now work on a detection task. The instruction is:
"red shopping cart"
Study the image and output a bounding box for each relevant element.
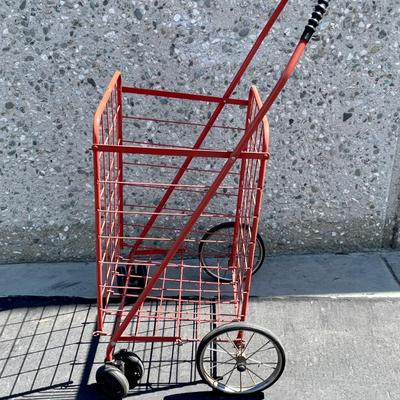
[92,1,330,397]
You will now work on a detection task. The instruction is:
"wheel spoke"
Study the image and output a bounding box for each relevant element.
[224,366,236,387]
[247,366,267,382]
[246,340,273,359]
[216,341,236,360]
[241,331,256,355]
[246,368,257,385]
[202,358,237,365]
[206,345,236,361]
[246,356,278,368]
[225,331,237,350]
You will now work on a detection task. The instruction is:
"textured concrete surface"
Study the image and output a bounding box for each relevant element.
[1,1,400,263]
[1,297,400,399]
[1,251,400,298]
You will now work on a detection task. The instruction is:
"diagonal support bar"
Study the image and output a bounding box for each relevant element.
[126,0,290,261]
[106,37,311,361]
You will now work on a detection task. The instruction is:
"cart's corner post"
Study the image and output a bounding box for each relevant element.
[300,0,330,43]
[92,70,122,332]
[239,87,270,322]
[116,73,124,252]
[229,89,255,277]
[93,104,104,332]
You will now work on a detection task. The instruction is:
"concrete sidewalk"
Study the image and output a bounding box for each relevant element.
[1,250,400,299]
[1,251,400,400]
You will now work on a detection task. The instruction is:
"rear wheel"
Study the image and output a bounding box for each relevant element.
[199,222,265,282]
[196,322,285,394]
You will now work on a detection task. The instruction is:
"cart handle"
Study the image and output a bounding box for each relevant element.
[301,0,330,42]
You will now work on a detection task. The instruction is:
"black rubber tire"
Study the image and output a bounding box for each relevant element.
[198,222,266,282]
[196,322,285,395]
[116,350,145,388]
[96,364,129,399]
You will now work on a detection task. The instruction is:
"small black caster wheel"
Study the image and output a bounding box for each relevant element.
[96,364,129,399]
[115,350,145,388]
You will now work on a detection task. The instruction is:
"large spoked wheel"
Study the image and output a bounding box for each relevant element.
[96,364,129,399]
[196,322,285,395]
[199,222,265,282]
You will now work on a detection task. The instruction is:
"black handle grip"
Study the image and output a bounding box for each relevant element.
[301,0,330,42]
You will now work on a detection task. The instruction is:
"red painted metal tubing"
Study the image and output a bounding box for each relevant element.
[92,71,122,332]
[122,86,247,106]
[92,144,268,160]
[124,0,290,265]
[105,38,310,360]
[245,39,308,139]
[118,336,180,342]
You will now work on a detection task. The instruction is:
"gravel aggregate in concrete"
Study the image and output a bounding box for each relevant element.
[1,1,400,262]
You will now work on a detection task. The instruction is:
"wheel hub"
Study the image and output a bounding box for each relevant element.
[236,355,247,372]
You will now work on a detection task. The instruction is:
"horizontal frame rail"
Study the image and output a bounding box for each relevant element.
[92,144,269,160]
[122,86,248,106]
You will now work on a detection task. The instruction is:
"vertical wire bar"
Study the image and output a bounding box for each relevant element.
[231,89,254,312]
[109,90,115,282]
[198,250,203,338]
[133,256,153,338]
[93,72,122,332]
[94,118,104,331]
[237,93,258,310]
[104,105,111,295]
[241,97,260,287]
[109,91,117,290]
[117,76,124,251]
[154,256,168,336]
[236,92,255,311]
[112,90,120,283]
[240,106,269,322]
[175,254,185,340]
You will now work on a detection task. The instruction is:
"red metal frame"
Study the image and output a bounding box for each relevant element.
[92,0,312,362]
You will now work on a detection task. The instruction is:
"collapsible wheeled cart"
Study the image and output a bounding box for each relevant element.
[92,1,330,397]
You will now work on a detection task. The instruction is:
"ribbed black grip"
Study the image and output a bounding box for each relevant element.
[301,0,330,42]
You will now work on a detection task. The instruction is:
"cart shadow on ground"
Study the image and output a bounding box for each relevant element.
[0,297,266,400]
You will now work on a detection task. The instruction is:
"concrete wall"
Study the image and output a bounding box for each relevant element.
[1,0,399,263]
